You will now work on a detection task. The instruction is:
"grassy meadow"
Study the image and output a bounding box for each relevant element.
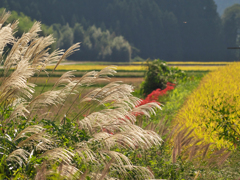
[23,62,228,131]
[1,12,240,179]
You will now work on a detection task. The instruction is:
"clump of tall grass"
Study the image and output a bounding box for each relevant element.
[0,10,162,179]
[135,118,232,179]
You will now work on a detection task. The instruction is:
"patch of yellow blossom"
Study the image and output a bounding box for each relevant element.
[175,62,240,150]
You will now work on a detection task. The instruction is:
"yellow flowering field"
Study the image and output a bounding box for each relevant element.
[175,66,224,71]
[46,64,226,71]
[174,62,240,149]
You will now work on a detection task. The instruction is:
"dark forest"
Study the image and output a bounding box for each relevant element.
[1,0,239,62]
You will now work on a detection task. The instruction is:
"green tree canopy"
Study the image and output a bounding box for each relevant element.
[0,0,233,62]
[222,4,240,60]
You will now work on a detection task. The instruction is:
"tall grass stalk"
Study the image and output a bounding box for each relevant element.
[0,10,163,179]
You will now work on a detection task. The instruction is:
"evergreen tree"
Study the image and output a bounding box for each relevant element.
[0,0,227,62]
[222,4,240,60]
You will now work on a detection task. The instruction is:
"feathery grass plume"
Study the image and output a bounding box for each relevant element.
[110,164,154,180]
[0,24,14,58]
[53,43,80,71]
[28,35,55,65]
[56,163,82,179]
[96,65,117,79]
[77,94,161,136]
[56,68,116,119]
[40,148,74,165]
[91,129,162,150]
[28,88,69,111]
[0,9,11,26]
[13,125,45,145]
[0,58,35,104]
[169,126,230,166]
[10,20,19,32]
[132,102,162,117]
[3,33,32,74]
[75,147,98,163]
[217,151,231,166]
[0,11,165,179]
[4,102,29,124]
[53,71,75,89]
[100,151,132,169]
[136,117,231,177]
[17,132,53,151]
[6,149,29,167]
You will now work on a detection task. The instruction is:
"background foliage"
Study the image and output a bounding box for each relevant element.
[140,59,186,96]
[0,0,239,62]
[0,8,131,62]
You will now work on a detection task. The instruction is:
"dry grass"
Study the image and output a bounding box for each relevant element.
[0,10,162,179]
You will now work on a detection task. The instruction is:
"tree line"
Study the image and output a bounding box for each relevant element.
[0,8,131,62]
[0,0,240,62]
[214,0,240,15]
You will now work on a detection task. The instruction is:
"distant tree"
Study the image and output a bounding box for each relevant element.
[52,23,74,50]
[156,0,223,61]
[0,8,55,51]
[214,0,240,16]
[51,23,131,62]
[111,36,131,62]
[0,0,226,61]
[222,4,240,60]
[81,25,131,62]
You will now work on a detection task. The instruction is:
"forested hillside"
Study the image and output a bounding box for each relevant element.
[0,0,239,62]
[214,0,240,15]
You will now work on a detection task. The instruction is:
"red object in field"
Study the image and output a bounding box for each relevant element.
[137,82,175,107]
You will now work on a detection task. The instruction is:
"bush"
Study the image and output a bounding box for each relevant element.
[140,59,186,96]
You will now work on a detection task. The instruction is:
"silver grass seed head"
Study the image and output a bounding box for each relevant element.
[57,164,82,179]
[5,102,29,124]
[40,148,74,165]
[6,149,30,167]
[0,9,11,26]
[53,70,75,88]
[14,125,45,141]
[17,132,54,151]
[0,58,35,101]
